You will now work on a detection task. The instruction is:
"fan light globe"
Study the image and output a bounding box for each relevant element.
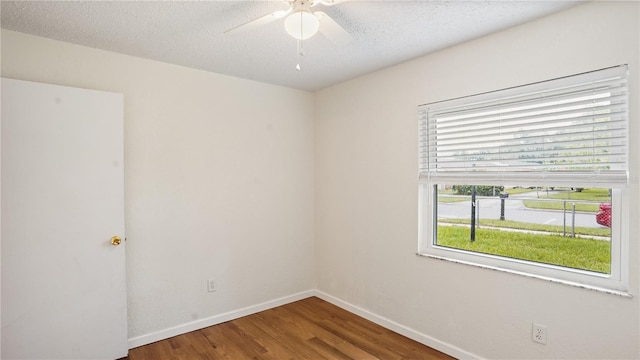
[284,11,320,40]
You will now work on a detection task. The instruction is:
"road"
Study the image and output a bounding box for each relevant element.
[437,194,605,229]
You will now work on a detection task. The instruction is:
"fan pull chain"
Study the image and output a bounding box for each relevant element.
[296,12,304,71]
[296,39,304,71]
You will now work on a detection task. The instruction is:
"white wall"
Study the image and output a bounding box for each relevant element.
[314,1,640,359]
[1,30,316,341]
[2,1,640,359]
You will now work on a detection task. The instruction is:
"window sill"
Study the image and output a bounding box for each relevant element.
[416,252,633,298]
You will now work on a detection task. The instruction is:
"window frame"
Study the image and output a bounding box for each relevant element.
[418,184,629,294]
[417,66,631,295]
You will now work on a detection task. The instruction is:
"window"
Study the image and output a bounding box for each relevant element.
[418,66,629,293]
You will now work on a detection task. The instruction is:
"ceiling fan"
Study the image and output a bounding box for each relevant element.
[224,0,353,47]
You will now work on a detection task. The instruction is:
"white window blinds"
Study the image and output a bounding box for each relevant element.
[418,65,629,187]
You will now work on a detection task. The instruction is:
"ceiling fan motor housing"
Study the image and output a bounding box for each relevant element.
[284,0,320,40]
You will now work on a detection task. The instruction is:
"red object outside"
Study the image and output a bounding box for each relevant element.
[596,203,611,227]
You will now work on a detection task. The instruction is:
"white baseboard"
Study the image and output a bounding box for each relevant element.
[128,289,478,359]
[312,290,481,360]
[127,289,315,349]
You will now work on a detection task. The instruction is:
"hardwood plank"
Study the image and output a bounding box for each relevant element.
[231,315,298,360]
[124,297,455,360]
[203,321,268,358]
[277,299,378,359]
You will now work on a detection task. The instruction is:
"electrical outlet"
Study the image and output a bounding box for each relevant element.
[207,279,217,293]
[532,323,547,344]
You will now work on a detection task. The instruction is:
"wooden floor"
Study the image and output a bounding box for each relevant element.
[124,296,454,360]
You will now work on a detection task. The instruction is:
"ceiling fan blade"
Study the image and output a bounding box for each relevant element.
[224,8,292,35]
[314,11,353,46]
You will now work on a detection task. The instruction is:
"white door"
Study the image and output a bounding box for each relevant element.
[1,78,127,359]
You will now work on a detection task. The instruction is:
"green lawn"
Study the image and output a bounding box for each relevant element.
[437,196,469,203]
[505,187,538,195]
[549,188,611,201]
[522,188,609,213]
[522,200,599,212]
[437,225,610,273]
[440,187,609,211]
[439,218,611,237]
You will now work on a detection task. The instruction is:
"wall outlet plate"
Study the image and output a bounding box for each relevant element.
[532,323,547,344]
[207,279,217,292]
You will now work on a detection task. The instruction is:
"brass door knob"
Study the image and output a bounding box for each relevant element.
[111,236,122,246]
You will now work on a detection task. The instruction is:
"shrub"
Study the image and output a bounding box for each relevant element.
[453,185,504,196]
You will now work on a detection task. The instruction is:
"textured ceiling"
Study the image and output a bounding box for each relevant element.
[1,0,581,92]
